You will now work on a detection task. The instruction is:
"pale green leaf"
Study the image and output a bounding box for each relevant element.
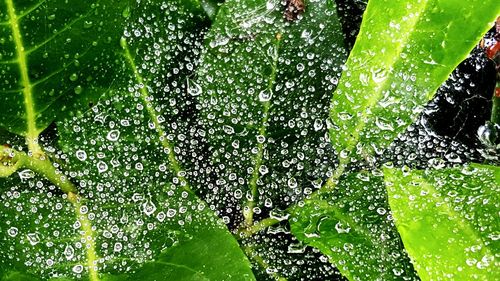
[329,0,500,161]
[384,164,500,280]
[289,172,418,280]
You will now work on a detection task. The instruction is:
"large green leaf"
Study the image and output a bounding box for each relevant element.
[384,164,500,280]
[0,175,253,280]
[329,0,500,162]
[0,0,129,147]
[289,172,418,280]
[196,0,347,224]
[1,0,255,280]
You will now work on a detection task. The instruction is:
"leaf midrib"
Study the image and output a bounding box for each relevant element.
[244,35,282,225]
[120,38,193,194]
[333,0,431,157]
[5,0,41,154]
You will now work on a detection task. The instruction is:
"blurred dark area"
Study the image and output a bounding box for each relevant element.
[335,0,366,51]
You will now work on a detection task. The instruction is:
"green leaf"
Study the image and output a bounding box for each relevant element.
[0,176,254,280]
[1,0,255,280]
[289,172,418,280]
[0,0,129,144]
[329,0,500,161]
[196,0,347,224]
[384,164,500,280]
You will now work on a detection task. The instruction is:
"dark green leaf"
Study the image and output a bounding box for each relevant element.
[329,0,500,161]
[289,172,418,280]
[196,0,347,224]
[384,164,500,280]
[1,1,254,280]
[0,0,129,141]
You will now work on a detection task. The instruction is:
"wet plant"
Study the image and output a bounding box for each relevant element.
[0,0,499,280]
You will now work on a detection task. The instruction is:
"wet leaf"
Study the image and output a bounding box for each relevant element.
[289,172,418,280]
[197,0,347,224]
[0,0,129,141]
[384,164,500,280]
[1,1,255,280]
[329,0,500,161]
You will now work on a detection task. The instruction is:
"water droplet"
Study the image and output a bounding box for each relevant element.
[18,169,35,179]
[371,68,388,83]
[75,150,87,161]
[72,264,83,273]
[64,245,75,259]
[26,233,40,245]
[143,199,156,216]
[335,221,351,233]
[114,242,123,252]
[74,85,83,95]
[259,89,273,102]
[106,130,120,141]
[83,21,93,29]
[7,227,18,237]
[375,117,394,131]
[97,161,108,173]
[69,73,78,81]
[187,79,202,96]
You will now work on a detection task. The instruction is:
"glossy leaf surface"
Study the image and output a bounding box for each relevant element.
[289,172,418,280]
[329,0,500,161]
[197,0,347,223]
[0,0,129,140]
[384,164,500,280]
[1,0,255,280]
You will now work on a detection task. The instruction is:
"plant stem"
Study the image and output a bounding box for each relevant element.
[239,157,350,237]
[68,192,100,281]
[2,146,100,280]
[243,245,288,281]
[236,217,281,239]
[5,0,43,156]
[120,37,194,195]
[3,147,77,193]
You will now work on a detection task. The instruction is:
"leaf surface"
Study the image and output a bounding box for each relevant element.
[1,0,255,280]
[196,0,347,223]
[0,0,129,143]
[384,164,500,280]
[289,172,418,280]
[329,0,500,161]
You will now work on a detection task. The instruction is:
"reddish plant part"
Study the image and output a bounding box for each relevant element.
[284,0,305,21]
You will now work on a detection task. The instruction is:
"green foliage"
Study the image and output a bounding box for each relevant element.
[0,0,128,138]
[197,0,346,224]
[329,0,500,162]
[384,164,500,280]
[289,172,418,280]
[0,0,254,280]
[0,0,498,280]
[287,0,500,279]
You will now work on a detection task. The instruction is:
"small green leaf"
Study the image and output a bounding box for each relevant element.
[130,227,255,281]
[289,172,418,280]
[329,0,500,161]
[384,164,500,280]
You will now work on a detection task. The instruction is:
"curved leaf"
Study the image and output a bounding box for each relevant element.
[0,0,129,146]
[289,172,418,280]
[384,164,500,280]
[329,0,500,161]
[196,0,347,224]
